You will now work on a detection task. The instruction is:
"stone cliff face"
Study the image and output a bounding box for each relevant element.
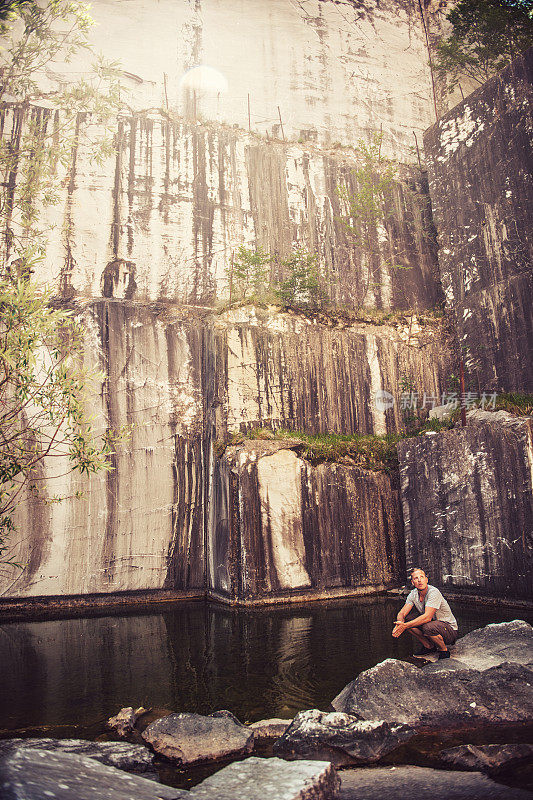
[0,108,442,312]
[2,302,447,599]
[424,49,533,392]
[398,411,533,601]
[209,440,404,602]
[3,2,531,607]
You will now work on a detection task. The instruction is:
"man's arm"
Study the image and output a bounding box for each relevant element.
[392,606,436,638]
[395,602,413,623]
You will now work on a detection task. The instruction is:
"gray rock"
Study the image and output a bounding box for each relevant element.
[332,659,533,730]
[142,712,254,765]
[450,621,533,671]
[272,709,415,767]
[190,756,340,800]
[0,747,188,800]
[0,737,154,773]
[107,706,148,738]
[249,718,292,741]
[439,744,533,775]
[337,765,533,799]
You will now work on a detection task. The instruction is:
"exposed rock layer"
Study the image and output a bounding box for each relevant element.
[424,48,533,392]
[398,411,533,600]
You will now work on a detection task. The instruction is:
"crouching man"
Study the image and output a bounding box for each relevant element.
[392,567,458,660]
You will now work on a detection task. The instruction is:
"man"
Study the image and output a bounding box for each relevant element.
[392,567,458,659]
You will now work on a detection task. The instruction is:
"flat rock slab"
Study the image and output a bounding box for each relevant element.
[450,621,533,671]
[190,756,340,800]
[0,747,188,800]
[273,709,415,766]
[332,659,533,730]
[440,743,533,775]
[338,766,533,799]
[142,712,254,765]
[0,737,155,772]
[249,718,292,741]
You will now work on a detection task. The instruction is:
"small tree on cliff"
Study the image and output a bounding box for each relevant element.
[0,1,124,564]
[434,0,533,91]
[338,131,406,308]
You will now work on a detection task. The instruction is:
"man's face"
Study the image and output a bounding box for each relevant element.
[411,570,428,591]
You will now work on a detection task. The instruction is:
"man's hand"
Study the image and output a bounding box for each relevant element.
[392,620,406,638]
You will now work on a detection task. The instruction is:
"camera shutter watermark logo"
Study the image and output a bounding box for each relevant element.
[373,390,395,412]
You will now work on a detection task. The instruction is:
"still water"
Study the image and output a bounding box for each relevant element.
[1,595,531,738]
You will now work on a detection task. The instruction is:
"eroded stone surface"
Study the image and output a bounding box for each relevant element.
[107,706,148,738]
[439,743,533,775]
[331,659,533,730]
[141,712,254,765]
[0,747,187,800]
[399,412,533,600]
[424,47,533,392]
[272,709,415,766]
[190,756,340,800]
[450,621,533,671]
[0,738,154,773]
[249,718,292,741]
[337,765,533,800]
[210,439,405,601]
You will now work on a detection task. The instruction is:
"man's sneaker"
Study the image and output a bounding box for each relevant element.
[438,650,451,659]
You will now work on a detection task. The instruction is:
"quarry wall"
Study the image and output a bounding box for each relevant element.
[1,3,532,607]
[424,48,533,393]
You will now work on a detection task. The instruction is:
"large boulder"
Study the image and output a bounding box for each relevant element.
[450,621,533,671]
[439,744,533,776]
[0,738,154,773]
[0,747,187,800]
[331,660,533,731]
[190,756,340,800]
[272,710,415,766]
[141,712,254,765]
[338,765,533,800]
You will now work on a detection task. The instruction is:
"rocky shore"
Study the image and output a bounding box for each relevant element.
[1,621,532,799]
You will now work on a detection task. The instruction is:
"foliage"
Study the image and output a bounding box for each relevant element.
[273,247,325,311]
[0,0,123,260]
[227,245,271,302]
[221,427,405,473]
[434,0,533,91]
[338,131,407,308]
[0,270,127,564]
[0,1,125,559]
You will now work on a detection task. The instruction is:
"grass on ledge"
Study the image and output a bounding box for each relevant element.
[222,428,406,472]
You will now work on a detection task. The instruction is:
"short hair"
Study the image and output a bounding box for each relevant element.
[409,567,426,577]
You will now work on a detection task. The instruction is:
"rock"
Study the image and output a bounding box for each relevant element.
[107,706,148,738]
[272,709,415,767]
[190,756,340,800]
[249,718,292,741]
[338,765,533,800]
[331,659,533,731]
[209,709,244,725]
[0,738,154,773]
[439,744,533,776]
[450,621,533,671]
[398,412,533,601]
[141,712,254,765]
[0,747,188,800]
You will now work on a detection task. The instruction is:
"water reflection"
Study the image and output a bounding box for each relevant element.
[0,596,530,737]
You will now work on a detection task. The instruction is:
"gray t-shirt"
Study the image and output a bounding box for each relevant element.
[407,585,458,630]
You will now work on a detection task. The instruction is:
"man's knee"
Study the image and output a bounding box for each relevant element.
[420,621,457,645]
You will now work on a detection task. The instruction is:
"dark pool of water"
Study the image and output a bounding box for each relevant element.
[1,594,531,741]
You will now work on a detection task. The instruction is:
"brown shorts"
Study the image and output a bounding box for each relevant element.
[420,620,458,645]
